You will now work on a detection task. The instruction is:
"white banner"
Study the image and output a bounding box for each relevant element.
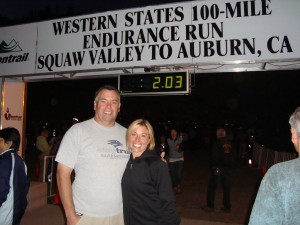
[1,82,25,155]
[1,0,300,76]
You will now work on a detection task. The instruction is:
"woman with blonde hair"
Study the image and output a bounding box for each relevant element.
[121,119,180,225]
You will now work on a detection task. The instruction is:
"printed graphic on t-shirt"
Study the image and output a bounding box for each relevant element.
[222,143,232,154]
[96,139,130,159]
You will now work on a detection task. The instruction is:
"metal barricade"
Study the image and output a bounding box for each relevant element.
[42,156,56,199]
[252,142,297,170]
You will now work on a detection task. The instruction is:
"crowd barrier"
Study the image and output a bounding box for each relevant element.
[42,156,56,200]
[252,142,297,170]
[42,155,75,202]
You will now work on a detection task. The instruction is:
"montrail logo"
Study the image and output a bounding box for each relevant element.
[108,140,123,148]
[0,39,22,53]
[4,107,22,121]
[0,39,29,64]
[108,140,130,155]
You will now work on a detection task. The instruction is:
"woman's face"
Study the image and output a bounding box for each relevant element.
[128,125,150,158]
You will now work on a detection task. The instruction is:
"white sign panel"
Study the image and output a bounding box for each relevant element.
[1,0,300,76]
[0,24,37,76]
[36,0,300,73]
[1,82,25,155]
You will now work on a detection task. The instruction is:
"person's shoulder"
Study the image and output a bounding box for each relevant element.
[114,122,127,131]
[143,151,161,165]
[36,135,44,141]
[69,118,93,130]
[13,151,24,159]
[0,150,19,165]
[81,118,94,126]
[13,153,27,168]
[0,150,12,160]
[270,157,300,172]
[262,158,300,184]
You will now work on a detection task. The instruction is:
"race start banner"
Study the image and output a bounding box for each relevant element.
[0,0,300,76]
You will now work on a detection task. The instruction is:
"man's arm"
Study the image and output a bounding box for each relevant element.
[56,163,80,225]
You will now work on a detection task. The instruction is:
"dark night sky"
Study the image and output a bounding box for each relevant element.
[26,70,299,153]
[1,0,188,20]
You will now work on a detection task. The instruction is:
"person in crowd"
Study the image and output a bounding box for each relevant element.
[122,119,180,225]
[203,127,234,212]
[36,127,53,181]
[0,127,30,225]
[167,128,184,194]
[248,107,300,224]
[155,134,169,161]
[55,85,130,225]
[237,127,248,159]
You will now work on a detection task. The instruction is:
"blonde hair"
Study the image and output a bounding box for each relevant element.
[126,119,155,150]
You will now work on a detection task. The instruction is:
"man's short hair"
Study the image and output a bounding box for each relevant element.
[289,107,300,137]
[94,85,120,101]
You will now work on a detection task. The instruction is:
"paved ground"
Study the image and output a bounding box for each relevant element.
[21,147,262,225]
[174,148,262,225]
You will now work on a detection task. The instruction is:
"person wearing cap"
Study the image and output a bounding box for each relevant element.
[0,127,30,225]
[248,107,300,224]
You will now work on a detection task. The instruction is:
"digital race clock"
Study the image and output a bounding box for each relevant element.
[118,71,190,96]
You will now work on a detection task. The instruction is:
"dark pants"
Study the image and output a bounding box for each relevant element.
[206,169,231,209]
[169,160,184,187]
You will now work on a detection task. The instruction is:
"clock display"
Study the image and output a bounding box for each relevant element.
[118,72,190,96]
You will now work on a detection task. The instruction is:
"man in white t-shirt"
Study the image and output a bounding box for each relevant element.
[56,85,130,225]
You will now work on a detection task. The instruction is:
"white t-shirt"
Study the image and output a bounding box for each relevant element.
[55,118,130,217]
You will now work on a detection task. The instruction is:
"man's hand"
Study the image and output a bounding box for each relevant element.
[66,213,81,225]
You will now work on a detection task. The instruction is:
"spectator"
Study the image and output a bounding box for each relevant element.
[36,127,53,181]
[248,107,300,224]
[0,127,30,225]
[155,134,169,161]
[202,127,234,212]
[167,128,184,194]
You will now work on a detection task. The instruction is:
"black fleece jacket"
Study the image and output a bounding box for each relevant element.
[121,149,180,225]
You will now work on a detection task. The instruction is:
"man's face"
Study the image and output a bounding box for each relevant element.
[291,127,299,153]
[94,89,121,127]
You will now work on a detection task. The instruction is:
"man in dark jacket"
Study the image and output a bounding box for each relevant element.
[203,127,234,212]
[0,127,30,225]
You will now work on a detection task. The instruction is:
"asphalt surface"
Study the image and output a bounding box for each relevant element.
[21,146,262,225]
